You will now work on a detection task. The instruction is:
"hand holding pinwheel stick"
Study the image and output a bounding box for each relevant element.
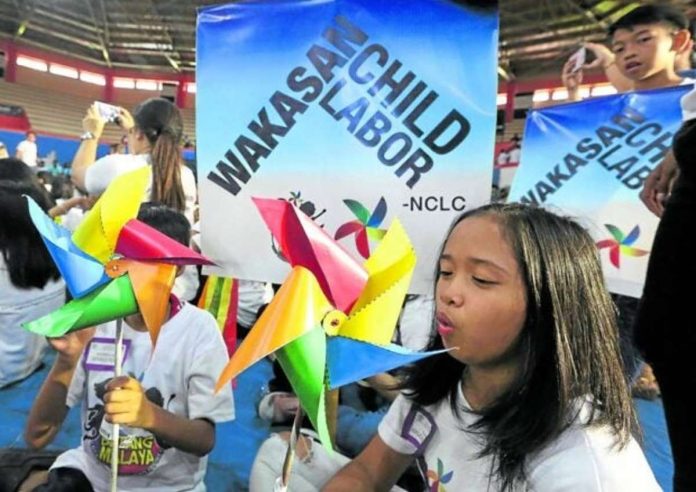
[23,166,213,491]
[216,198,445,454]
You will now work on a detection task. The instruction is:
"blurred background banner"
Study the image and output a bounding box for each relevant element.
[509,85,691,297]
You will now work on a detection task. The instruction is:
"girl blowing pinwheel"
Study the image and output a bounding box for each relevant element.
[324,203,659,492]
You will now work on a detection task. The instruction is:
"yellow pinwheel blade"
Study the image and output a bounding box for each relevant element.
[73,166,150,263]
[215,266,333,392]
[339,219,416,345]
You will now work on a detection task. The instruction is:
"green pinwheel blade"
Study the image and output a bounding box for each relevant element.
[24,275,139,337]
[275,327,331,449]
[605,224,625,242]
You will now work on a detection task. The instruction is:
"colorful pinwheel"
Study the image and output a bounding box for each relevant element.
[216,198,443,447]
[334,197,388,258]
[24,166,213,345]
[596,224,649,268]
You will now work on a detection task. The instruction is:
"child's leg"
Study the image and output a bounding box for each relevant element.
[31,467,94,492]
[18,470,49,492]
[249,431,348,492]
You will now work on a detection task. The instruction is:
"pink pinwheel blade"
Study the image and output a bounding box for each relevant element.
[115,219,213,265]
[253,198,368,313]
[609,246,620,268]
[355,228,370,259]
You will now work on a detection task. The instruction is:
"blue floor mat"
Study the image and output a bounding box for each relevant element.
[0,351,273,491]
[0,351,673,491]
[636,398,673,491]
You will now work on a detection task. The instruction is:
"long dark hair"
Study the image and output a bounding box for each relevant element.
[0,158,60,289]
[401,203,635,490]
[133,98,185,213]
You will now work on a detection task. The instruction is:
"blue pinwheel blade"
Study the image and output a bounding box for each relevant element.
[366,197,387,227]
[26,197,109,298]
[623,225,641,246]
[326,336,448,390]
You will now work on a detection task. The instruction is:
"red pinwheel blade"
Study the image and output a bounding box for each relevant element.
[609,246,620,268]
[115,219,213,265]
[355,228,370,259]
[253,198,368,313]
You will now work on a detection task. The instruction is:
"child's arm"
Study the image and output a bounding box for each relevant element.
[582,42,633,93]
[104,376,215,457]
[364,373,401,402]
[561,58,583,102]
[71,105,105,191]
[640,150,679,217]
[322,435,412,491]
[561,42,631,103]
[24,329,95,449]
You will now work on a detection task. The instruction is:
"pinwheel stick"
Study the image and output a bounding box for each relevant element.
[111,318,124,492]
[275,406,304,492]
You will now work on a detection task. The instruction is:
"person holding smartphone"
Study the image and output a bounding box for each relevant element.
[70,99,196,225]
[70,98,200,301]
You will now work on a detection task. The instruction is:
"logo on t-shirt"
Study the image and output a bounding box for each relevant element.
[95,431,163,474]
[426,458,454,492]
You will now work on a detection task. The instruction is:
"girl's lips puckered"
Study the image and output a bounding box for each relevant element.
[438,323,454,336]
[436,313,454,336]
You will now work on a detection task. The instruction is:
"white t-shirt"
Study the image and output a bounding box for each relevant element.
[508,147,521,165]
[51,302,235,492]
[16,139,38,167]
[237,280,274,328]
[0,256,65,387]
[84,153,197,225]
[379,389,660,491]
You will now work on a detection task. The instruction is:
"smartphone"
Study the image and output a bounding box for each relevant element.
[94,101,120,123]
[569,47,586,73]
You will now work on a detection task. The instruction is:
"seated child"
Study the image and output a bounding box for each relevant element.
[24,203,235,492]
[249,297,432,492]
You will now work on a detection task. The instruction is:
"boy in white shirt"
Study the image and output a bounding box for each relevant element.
[24,203,234,492]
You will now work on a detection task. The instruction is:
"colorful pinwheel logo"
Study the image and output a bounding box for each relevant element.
[216,198,443,448]
[596,224,649,268]
[427,458,454,492]
[24,166,212,345]
[334,197,388,258]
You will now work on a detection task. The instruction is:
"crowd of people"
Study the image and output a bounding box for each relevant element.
[0,3,694,492]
